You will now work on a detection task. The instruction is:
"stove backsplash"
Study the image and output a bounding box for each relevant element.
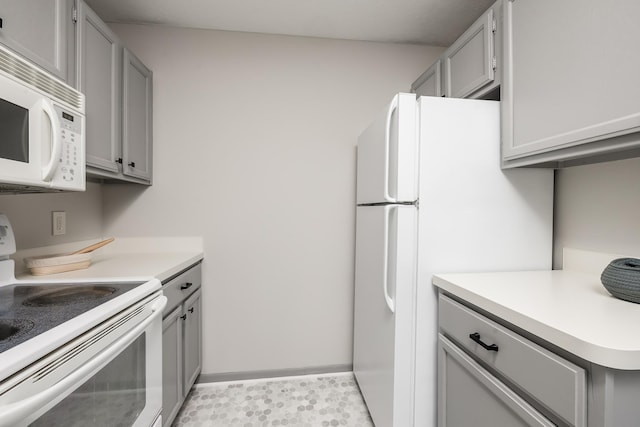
[0,183,103,250]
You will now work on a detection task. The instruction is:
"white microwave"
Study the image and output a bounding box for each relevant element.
[0,44,85,193]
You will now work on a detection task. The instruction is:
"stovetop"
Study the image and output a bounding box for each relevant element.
[0,281,144,354]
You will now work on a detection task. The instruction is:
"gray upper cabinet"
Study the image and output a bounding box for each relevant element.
[412,59,442,97]
[443,6,497,99]
[78,2,121,174]
[77,1,153,184]
[502,0,640,168]
[411,1,502,100]
[0,0,75,84]
[122,48,153,182]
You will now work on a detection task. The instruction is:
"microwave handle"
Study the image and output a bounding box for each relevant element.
[41,100,62,182]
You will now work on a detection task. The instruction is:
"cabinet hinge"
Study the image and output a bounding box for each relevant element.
[492,57,497,70]
[72,7,78,24]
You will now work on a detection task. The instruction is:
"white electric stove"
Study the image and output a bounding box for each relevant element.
[0,214,166,427]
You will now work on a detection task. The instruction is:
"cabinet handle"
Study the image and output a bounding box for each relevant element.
[180,282,193,290]
[0,18,3,29]
[115,158,123,164]
[188,307,194,313]
[128,161,136,167]
[180,314,187,320]
[469,332,499,352]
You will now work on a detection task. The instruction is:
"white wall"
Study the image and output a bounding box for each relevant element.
[554,157,640,268]
[103,24,442,375]
[0,183,103,249]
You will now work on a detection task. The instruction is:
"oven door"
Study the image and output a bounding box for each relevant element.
[0,292,167,427]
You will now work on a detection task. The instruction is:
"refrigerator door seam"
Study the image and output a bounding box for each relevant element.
[357,201,417,207]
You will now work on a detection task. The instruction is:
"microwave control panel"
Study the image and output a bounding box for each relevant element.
[52,104,84,188]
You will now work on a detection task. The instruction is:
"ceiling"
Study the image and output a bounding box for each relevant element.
[83,0,495,47]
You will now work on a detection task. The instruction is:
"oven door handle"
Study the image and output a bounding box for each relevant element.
[0,295,167,427]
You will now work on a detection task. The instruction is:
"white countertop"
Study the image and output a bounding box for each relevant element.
[13,236,204,283]
[0,237,203,381]
[433,249,640,370]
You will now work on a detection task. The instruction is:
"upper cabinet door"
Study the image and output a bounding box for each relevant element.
[0,0,75,83]
[77,2,122,173]
[412,60,442,97]
[122,48,153,182]
[502,0,640,167]
[443,8,496,99]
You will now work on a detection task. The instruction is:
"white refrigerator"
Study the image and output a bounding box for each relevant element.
[353,94,553,427]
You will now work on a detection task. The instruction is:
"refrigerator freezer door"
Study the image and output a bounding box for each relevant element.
[353,204,417,427]
[356,93,418,205]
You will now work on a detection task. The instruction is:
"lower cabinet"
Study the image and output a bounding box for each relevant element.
[438,335,553,426]
[161,263,202,427]
[162,307,183,426]
[438,293,587,426]
[182,289,202,397]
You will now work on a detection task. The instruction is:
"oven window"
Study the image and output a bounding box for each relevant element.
[0,98,29,163]
[30,333,147,427]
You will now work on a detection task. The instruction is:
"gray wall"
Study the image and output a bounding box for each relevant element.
[0,182,103,249]
[102,24,443,376]
[553,157,640,268]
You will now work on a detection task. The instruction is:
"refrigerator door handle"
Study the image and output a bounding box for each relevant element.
[383,206,396,313]
[384,95,399,203]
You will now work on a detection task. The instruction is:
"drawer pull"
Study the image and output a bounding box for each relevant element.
[180,282,193,290]
[469,332,499,352]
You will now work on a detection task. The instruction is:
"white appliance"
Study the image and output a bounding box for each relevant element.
[353,94,553,427]
[0,43,85,193]
[0,215,165,426]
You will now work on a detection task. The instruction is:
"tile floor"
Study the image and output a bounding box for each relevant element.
[172,372,374,427]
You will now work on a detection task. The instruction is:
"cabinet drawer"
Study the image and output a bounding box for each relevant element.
[162,263,202,316]
[439,294,586,426]
[439,334,553,427]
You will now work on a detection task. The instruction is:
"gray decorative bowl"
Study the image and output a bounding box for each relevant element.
[601,258,640,304]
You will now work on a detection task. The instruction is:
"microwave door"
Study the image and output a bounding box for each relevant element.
[0,80,43,186]
[0,98,29,164]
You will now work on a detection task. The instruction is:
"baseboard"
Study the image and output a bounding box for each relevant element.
[197,364,353,384]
